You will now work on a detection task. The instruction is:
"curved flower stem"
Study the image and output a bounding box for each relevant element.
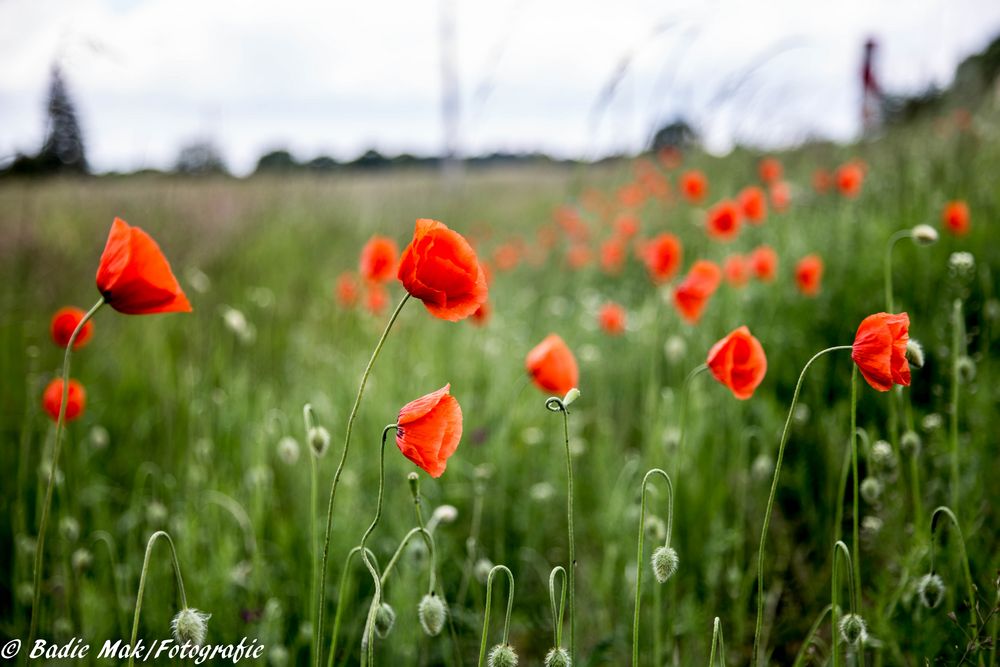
[834,428,867,546]
[359,424,397,667]
[549,566,567,649]
[949,299,964,514]
[127,531,188,667]
[708,616,726,667]
[752,345,851,666]
[930,506,978,646]
[378,526,435,591]
[632,468,674,666]
[315,293,409,667]
[327,546,378,667]
[27,296,104,650]
[675,364,708,477]
[477,565,515,667]
[546,395,576,662]
[91,531,128,638]
[791,604,832,667]
[831,540,858,667]
[849,365,862,609]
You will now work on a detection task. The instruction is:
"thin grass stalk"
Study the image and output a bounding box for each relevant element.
[930,506,979,649]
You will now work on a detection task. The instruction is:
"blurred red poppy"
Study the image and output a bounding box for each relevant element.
[770,182,791,212]
[398,218,488,321]
[359,236,399,283]
[614,215,640,239]
[96,218,192,315]
[657,147,682,170]
[600,238,626,274]
[758,158,782,184]
[526,334,579,394]
[835,162,864,198]
[336,272,360,307]
[749,245,778,282]
[738,186,767,223]
[566,244,593,270]
[365,282,389,315]
[813,169,832,194]
[680,170,708,203]
[395,384,462,478]
[852,312,911,392]
[706,200,742,241]
[598,302,626,336]
[494,243,522,271]
[942,201,970,236]
[723,254,749,287]
[673,260,722,323]
[641,233,683,283]
[51,307,94,350]
[471,301,492,326]
[707,326,767,399]
[42,378,86,422]
[618,183,647,209]
[795,254,824,296]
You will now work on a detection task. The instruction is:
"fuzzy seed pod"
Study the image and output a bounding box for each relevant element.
[277,436,300,465]
[838,613,868,646]
[861,515,883,537]
[956,356,976,384]
[911,224,938,245]
[171,608,211,646]
[431,504,459,525]
[89,425,110,450]
[487,644,518,667]
[664,336,686,364]
[921,413,943,432]
[308,426,330,457]
[59,517,80,543]
[651,545,679,584]
[900,430,921,454]
[917,573,945,609]
[860,477,883,504]
[418,593,447,636]
[948,251,975,276]
[793,403,811,426]
[474,558,494,584]
[374,603,396,639]
[544,647,571,667]
[71,548,93,572]
[905,339,925,369]
[871,440,896,469]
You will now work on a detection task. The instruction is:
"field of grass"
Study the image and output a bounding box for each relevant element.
[1,115,998,666]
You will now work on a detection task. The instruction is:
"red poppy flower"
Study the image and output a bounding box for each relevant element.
[493,243,521,271]
[365,281,389,315]
[614,215,640,239]
[50,307,94,350]
[680,170,708,203]
[566,244,593,270]
[795,254,824,296]
[770,182,791,212]
[738,187,767,223]
[852,312,911,392]
[336,272,360,307]
[707,326,767,399]
[657,147,682,170]
[96,218,192,315]
[359,236,399,283]
[395,384,462,478]
[706,200,742,241]
[641,233,683,283]
[471,301,492,326]
[42,378,86,422]
[397,218,488,322]
[835,162,864,198]
[813,169,832,194]
[723,254,749,287]
[749,245,778,282]
[758,157,782,184]
[673,260,722,324]
[598,302,626,336]
[526,334,579,395]
[600,238,626,274]
[618,183,647,209]
[942,201,970,236]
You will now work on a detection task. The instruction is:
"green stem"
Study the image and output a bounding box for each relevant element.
[831,541,858,667]
[316,293,409,667]
[546,395,576,662]
[791,604,832,667]
[949,299,963,514]
[91,531,128,638]
[753,345,851,666]
[632,468,674,666]
[930,506,979,650]
[708,617,726,667]
[327,546,378,667]
[128,531,188,667]
[305,404,320,662]
[675,364,708,477]
[27,296,104,650]
[477,565,515,667]
[850,365,862,612]
[549,566,567,648]
[378,527,435,590]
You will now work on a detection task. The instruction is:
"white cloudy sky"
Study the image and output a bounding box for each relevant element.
[2,0,999,174]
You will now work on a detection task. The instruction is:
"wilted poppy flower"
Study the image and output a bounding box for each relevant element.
[397,218,488,321]
[471,301,492,326]
[336,272,360,307]
[723,254,749,287]
[395,384,462,478]
[738,187,767,223]
[795,254,824,296]
[852,312,911,392]
[96,218,192,315]
[706,200,742,241]
[770,182,791,212]
[673,260,722,324]
[614,215,640,239]
[707,326,767,399]
[598,302,626,335]
[835,162,864,198]
[813,168,832,194]
[526,334,579,394]
[942,201,970,236]
[566,244,593,269]
[365,282,389,315]
[758,157,782,184]
[600,238,626,274]
[680,170,708,203]
[51,307,94,349]
[749,245,778,282]
[359,236,399,283]
[42,378,86,422]
[641,233,682,283]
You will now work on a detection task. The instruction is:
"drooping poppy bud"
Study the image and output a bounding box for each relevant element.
[395,384,463,478]
[525,334,579,395]
[851,312,911,392]
[706,326,767,399]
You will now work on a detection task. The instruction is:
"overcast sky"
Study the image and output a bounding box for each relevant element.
[2,0,999,175]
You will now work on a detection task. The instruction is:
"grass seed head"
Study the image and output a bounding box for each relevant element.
[277,436,300,465]
[860,477,883,504]
[900,430,922,454]
[871,440,896,468]
[956,356,976,384]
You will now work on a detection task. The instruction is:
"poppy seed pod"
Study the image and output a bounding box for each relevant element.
[911,224,938,245]
[905,339,925,369]
[651,545,679,583]
[487,644,519,667]
[917,573,945,609]
[838,613,868,646]
[171,608,211,647]
[308,426,330,457]
[417,593,447,636]
[374,603,396,639]
[544,647,571,667]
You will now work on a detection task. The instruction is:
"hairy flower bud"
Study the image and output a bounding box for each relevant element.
[871,440,896,469]
[911,224,938,245]
[474,558,494,584]
[838,613,868,646]
[71,548,93,572]
[277,436,300,465]
[900,430,921,454]
[956,356,976,384]
[374,603,396,638]
[917,573,945,609]
[171,608,211,646]
[59,517,80,543]
[544,647,571,667]
[418,593,447,636]
[651,545,679,584]
[905,339,925,370]
[308,426,330,457]
[562,387,581,406]
[860,477,883,504]
[488,644,519,667]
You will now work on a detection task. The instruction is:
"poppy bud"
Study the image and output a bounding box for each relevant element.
[917,573,945,609]
[911,224,938,245]
[418,593,447,636]
[474,558,494,584]
[408,471,420,497]
[309,426,330,457]
[171,608,211,646]
[900,430,921,454]
[956,356,976,384]
[905,339,925,369]
[60,517,80,543]
[948,252,975,284]
[374,602,396,638]
[89,425,110,450]
[488,644,519,667]
[871,440,895,469]
[277,436,300,465]
[651,545,679,583]
[268,646,289,667]
[644,515,667,542]
[71,548,93,572]
[861,515,883,538]
[838,613,868,646]
[922,413,943,432]
[544,647,571,667]
[860,477,882,504]
[431,504,459,525]
[562,387,581,407]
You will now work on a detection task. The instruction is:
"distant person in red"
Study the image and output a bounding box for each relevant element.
[861,38,882,133]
